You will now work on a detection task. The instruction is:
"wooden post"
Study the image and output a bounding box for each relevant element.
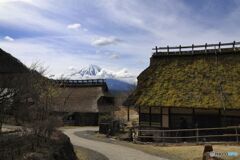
[179,45,182,54]
[193,108,196,132]
[205,43,207,53]
[218,109,221,127]
[192,44,194,54]
[169,108,171,128]
[219,42,221,53]
[167,45,169,54]
[236,126,239,143]
[233,41,236,52]
[196,128,199,144]
[149,107,152,126]
[160,107,162,128]
[155,46,158,54]
[138,106,141,126]
[162,130,165,143]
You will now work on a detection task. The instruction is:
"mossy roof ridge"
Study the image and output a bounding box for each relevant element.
[125,54,240,109]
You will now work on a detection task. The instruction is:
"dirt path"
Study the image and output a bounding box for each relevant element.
[63,127,168,160]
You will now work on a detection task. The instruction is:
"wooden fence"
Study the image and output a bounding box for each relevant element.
[152,41,240,56]
[137,126,240,143]
[54,79,106,87]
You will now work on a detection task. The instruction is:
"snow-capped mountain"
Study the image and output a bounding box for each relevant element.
[54,64,136,92]
[70,64,102,77]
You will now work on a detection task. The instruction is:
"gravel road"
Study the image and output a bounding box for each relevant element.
[63,127,168,160]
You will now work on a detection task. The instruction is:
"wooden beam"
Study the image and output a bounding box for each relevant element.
[193,108,196,127]
[192,44,194,54]
[218,109,221,127]
[169,108,171,128]
[138,106,141,126]
[149,107,152,126]
[160,107,162,128]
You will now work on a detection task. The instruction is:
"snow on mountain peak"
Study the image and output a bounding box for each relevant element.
[51,64,136,85]
[48,64,137,91]
[70,64,102,77]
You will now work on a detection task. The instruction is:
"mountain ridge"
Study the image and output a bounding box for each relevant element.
[59,64,136,92]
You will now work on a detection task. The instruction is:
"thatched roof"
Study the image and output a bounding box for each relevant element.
[125,50,240,109]
[52,86,113,113]
[0,48,29,73]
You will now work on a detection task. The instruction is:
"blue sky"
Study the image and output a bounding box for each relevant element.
[0,0,240,78]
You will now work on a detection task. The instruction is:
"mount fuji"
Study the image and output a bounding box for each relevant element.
[57,64,136,92]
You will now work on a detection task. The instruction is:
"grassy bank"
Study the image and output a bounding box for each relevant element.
[75,130,240,160]
[74,146,108,160]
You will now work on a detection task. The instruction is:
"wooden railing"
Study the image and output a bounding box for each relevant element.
[54,79,106,87]
[152,41,240,56]
[137,126,240,143]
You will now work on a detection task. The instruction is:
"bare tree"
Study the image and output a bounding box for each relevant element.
[0,74,21,132]
[0,62,61,138]
[25,64,61,139]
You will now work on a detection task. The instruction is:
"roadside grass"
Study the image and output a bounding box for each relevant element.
[125,144,240,160]
[74,146,108,160]
[74,147,89,160]
[75,130,240,160]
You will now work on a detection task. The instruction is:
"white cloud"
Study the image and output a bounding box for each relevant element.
[1,0,240,82]
[0,38,97,75]
[91,36,121,46]
[0,2,64,33]
[68,66,76,71]
[67,23,81,30]
[110,53,120,59]
[0,0,33,4]
[114,68,133,78]
[83,28,88,32]
[3,36,14,42]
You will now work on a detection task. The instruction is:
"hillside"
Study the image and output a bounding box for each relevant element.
[0,130,78,160]
[0,48,29,73]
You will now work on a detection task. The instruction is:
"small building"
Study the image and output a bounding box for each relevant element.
[52,79,115,126]
[125,42,240,130]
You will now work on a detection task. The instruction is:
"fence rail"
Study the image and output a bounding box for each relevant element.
[137,126,240,143]
[152,41,240,56]
[54,79,106,87]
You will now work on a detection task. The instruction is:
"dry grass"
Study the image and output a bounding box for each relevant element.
[74,147,89,160]
[74,146,108,160]
[89,132,240,160]
[119,143,240,160]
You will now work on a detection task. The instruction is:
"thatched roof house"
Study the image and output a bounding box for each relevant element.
[52,79,115,125]
[126,42,240,129]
